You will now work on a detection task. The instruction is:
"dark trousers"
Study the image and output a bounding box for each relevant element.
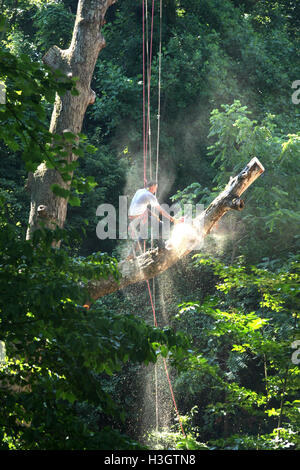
[128,211,164,256]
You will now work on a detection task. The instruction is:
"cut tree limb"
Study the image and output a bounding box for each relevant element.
[87,157,265,302]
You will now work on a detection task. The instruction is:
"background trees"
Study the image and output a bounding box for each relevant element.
[0,0,299,450]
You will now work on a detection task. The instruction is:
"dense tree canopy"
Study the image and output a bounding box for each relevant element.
[0,0,299,451]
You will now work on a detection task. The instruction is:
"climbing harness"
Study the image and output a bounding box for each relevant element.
[141,0,186,438]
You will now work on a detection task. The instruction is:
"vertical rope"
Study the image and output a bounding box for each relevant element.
[145,277,186,438]
[145,0,150,179]
[142,0,146,186]
[162,357,186,437]
[155,0,162,185]
[153,278,159,432]
[155,362,159,432]
[141,0,186,440]
[145,0,155,180]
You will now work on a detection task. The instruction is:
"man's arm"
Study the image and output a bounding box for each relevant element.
[148,192,178,223]
[157,205,177,223]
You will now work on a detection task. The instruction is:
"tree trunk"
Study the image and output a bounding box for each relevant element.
[26,0,115,241]
[87,157,265,302]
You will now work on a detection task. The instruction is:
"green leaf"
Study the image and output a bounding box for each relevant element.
[51,183,70,199]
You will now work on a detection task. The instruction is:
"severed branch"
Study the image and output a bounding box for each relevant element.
[87,157,265,302]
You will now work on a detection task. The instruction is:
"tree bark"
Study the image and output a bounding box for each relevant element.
[26,0,115,241]
[87,157,265,302]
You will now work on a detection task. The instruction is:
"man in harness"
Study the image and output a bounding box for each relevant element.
[127,180,178,258]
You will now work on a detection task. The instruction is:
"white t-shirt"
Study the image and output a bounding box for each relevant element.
[129,188,159,216]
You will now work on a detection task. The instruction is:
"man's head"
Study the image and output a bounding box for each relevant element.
[146,180,158,194]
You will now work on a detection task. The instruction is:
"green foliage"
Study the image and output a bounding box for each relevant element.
[0,47,99,216]
[1,0,300,451]
[170,254,300,449]
[204,101,300,262]
[147,407,209,450]
[209,428,299,450]
[91,61,140,138]
[0,14,192,449]
[0,48,74,170]
[0,219,191,449]
[33,2,75,52]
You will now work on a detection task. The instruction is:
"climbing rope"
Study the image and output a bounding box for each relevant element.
[142,0,186,439]
[142,0,146,185]
[155,0,162,185]
[145,277,186,437]
[143,0,155,184]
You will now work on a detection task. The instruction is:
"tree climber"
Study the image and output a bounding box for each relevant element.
[127,180,179,258]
